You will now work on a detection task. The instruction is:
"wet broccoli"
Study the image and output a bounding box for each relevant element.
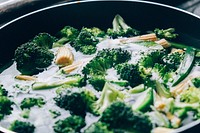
[9,120,35,133]
[107,14,139,38]
[84,122,113,133]
[53,115,86,133]
[0,96,13,120]
[192,77,200,88]
[0,84,8,96]
[100,101,152,133]
[154,28,178,40]
[14,42,54,75]
[20,97,46,109]
[54,89,96,117]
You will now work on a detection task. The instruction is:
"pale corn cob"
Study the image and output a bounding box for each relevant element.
[156,39,171,48]
[15,75,37,81]
[55,46,74,66]
[152,127,175,133]
[120,33,157,43]
[61,61,83,74]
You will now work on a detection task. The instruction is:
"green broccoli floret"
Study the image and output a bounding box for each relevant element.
[90,82,124,115]
[53,115,86,133]
[0,96,13,120]
[9,120,35,133]
[32,74,86,90]
[100,101,152,133]
[14,42,54,75]
[192,77,200,88]
[107,14,139,38]
[180,87,200,103]
[0,84,8,96]
[154,28,178,40]
[32,33,57,49]
[115,63,143,87]
[20,97,45,109]
[162,52,184,71]
[71,27,104,55]
[84,122,113,133]
[54,89,96,117]
[49,110,61,119]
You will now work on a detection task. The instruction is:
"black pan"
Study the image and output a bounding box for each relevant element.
[0,0,200,132]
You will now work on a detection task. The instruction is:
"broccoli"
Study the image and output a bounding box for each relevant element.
[100,101,152,133]
[107,14,139,38]
[14,42,54,75]
[32,33,57,49]
[115,63,143,87]
[71,27,105,55]
[54,89,96,117]
[20,109,30,119]
[161,51,184,71]
[192,77,200,88]
[90,82,124,115]
[9,120,35,133]
[53,115,86,133]
[0,96,13,120]
[49,110,61,119]
[180,87,200,103]
[32,74,86,90]
[154,28,178,40]
[20,97,46,109]
[84,122,113,133]
[0,84,8,96]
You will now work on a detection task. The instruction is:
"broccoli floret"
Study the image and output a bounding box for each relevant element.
[20,109,30,119]
[59,26,79,42]
[32,74,86,90]
[161,52,184,71]
[0,96,13,120]
[100,101,152,133]
[14,42,54,75]
[32,33,57,49]
[84,122,113,133]
[0,84,8,96]
[53,115,86,133]
[54,89,96,117]
[20,97,45,109]
[9,120,35,133]
[90,82,124,115]
[49,110,61,119]
[71,27,104,55]
[192,77,200,88]
[107,14,139,38]
[180,87,200,103]
[115,63,143,87]
[154,28,178,40]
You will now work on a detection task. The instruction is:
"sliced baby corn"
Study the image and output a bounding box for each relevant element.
[61,61,83,74]
[156,39,171,48]
[152,127,175,133]
[55,46,74,67]
[120,33,157,43]
[15,75,37,81]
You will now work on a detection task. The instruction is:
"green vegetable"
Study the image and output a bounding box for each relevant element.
[49,110,61,119]
[84,122,113,133]
[128,84,145,94]
[155,81,171,98]
[53,115,86,133]
[132,88,153,112]
[192,77,200,88]
[0,96,13,120]
[172,47,195,86]
[0,84,8,96]
[20,109,30,119]
[180,87,200,103]
[20,97,45,109]
[100,101,152,133]
[107,14,139,38]
[9,120,35,133]
[154,28,178,40]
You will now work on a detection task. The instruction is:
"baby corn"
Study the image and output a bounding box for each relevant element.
[55,46,74,67]
[61,61,83,74]
[15,75,37,81]
[156,39,171,48]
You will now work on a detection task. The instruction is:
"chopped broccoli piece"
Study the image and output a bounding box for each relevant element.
[83,27,105,37]
[128,84,145,94]
[192,77,200,88]
[154,28,178,40]
[180,87,200,103]
[20,109,30,119]
[14,42,54,75]
[80,45,97,55]
[54,89,96,117]
[0,96,13,120]
[53,115,86,133]
[107,14,139,38]
[100,101,152,133]
[32,33,57,49]
[155,81,171,98]
[32,74,86,90]
[20,97,45,109]
[84,122,113,133]
[9,120,35,133]
[115,63,143,87]
[0,84,8,96]
[90,82,124,115]
[49,110,61,119]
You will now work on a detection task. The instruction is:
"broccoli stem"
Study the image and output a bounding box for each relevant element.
[128,84,145,94]
[155,81,171,98]
[170,42,200,53]
[116,14,130,30]
[172,47,195,86]
[112,15,121,32]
